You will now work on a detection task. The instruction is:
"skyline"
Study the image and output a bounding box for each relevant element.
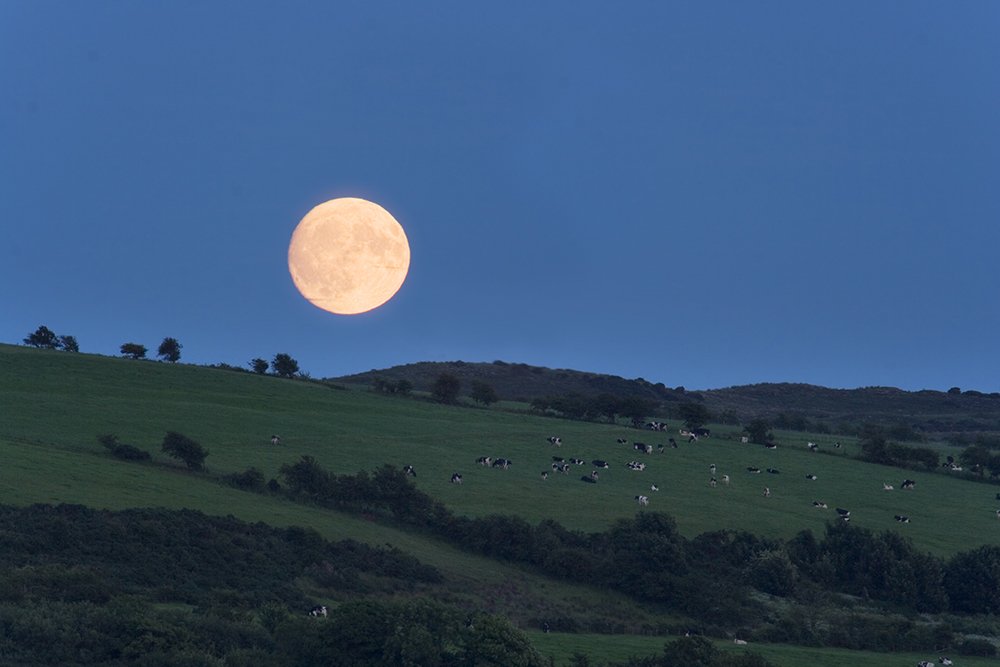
[2,2,998,393]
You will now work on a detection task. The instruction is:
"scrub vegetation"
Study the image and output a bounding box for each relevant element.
[1,343,999,665]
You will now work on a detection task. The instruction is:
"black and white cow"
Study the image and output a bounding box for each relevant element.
[813,501,828,509]
[883,483,894,490]
[807,442,818,452]
[709,464,717,475]
[403,465,416,477]
[309,605,328,617]
[270,435,281,446]
[635,495,649,506]
[541,471,549,480]
[626,461,646,471]
[763,487,771,497]
[552,456,565,463]
[693,428,711,438]
[592,460,609,469]
[764,443,778,450]
[766,468,780,474]
[939,657,953,665]
[580,475,597,484]
[551,462,570,474]
[569,458,585,465]
[836,508,850,520]
[805,474,817,481]
[450,473,463,484]
[633,442,652,454]
[901,479,916,490]
[492,458,512,470]
[547,436,562,446]
[747,466,761,474]
[894,514,910,523]
[476,456,492,467]
[917,661,933,667]
[651,484,659,492]
[616,438,628,445]
[721,474,730,485]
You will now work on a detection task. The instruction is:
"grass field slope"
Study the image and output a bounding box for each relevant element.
[3,343,1000,665]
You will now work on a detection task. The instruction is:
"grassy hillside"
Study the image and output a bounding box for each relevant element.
[4,344,1000,664]
[2,344,997,559]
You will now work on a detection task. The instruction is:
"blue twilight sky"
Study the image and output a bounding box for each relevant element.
[1,2,998,392]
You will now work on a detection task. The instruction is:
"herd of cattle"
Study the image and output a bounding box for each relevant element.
[402,429,949,527]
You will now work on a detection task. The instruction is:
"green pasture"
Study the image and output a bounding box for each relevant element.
[1,344,998,558]
[526,631,995,667]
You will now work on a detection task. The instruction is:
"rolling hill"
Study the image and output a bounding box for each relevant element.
[333,360,1000,435]
[3,343,1000,665]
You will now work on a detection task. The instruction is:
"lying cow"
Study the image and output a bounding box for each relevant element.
[635,495,649,506]
[450,473,463,484]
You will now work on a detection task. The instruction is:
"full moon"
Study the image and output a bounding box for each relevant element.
[287,198,410,315]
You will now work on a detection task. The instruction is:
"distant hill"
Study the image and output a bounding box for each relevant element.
[331,360,690,403]
[332,361,1000,435]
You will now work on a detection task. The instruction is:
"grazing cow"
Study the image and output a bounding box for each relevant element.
[651,484,659,492]
[917,662,934,667]
[309,605,327,617]
[836,508,850,521]
[939,658,953,666]
[764,443,778,450]
[626,461,646,471]
[693,428,711,438]
[635,495,649,506]
[883,483,894,490]
[902,479,916,490]
[492,458,511,470]
[552,463,570,474]
[570,458,585,465]
[813,501,828,509]
[592,460,609,469]
[590,470,600,481]
[634,442,652,454]
[807,442,818,452]
[763,487,771,497]
[767,468,780,474]
[709,464,717,474]
[450,473,463,484]
[734,638,748,646]
[547,436,562,446]
[403,465,416,477]
[552,456,565,463]
[894,514,910,523]
[805,474,817,481]
[746,466,761,474]
[616,438,628,445]
[476,456,493,467]
[722,475,730,485]
[740,436,749,444]
[541,471,548,480]
[710,477,717,487]
[834,442,842,449]
[270,435,281,446]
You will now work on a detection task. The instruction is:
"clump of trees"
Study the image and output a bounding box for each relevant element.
[272,353,299,378]
[372,377,413,396]
[23,325,78,352]
[96,434,151,462]
[858,425,938,469]
[161,431,208,470]
[530,393,656,425]
[432,372,461,403]
[470,380,498,406]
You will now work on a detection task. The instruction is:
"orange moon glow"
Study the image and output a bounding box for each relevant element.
[287,198,410,315]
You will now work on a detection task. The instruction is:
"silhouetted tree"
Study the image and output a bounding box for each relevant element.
[432,373,461,403]
[470,381,498,406]
[120,342,147,360]
[24,325,60,349]
[161,431,208,470]
[271,353,299,378]
[58,335,79,352]
[620,396,655,425]
[157,337,182,363]
[250,357,269,374]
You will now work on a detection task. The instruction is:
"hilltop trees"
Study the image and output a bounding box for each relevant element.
[745,419,772,445]
[250,357,269,374]
[678,402,711,430]
[157,337,182,363]
[58,335,79,352]
[120,342,147,359]
[272,353,300,378]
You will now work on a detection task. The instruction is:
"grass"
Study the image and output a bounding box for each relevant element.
[526,631,996,667]
[2,344,998,559]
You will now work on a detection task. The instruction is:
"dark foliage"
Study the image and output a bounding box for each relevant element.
[120,342,147,359]
[471,380,499,406]
[161,431,209,470]
[156,336,182,362]
[58,334,79,352]
[271,352,299,378]
[23,325,60,349]
[96,433,151,462]
[431,372,461,403]
[250,357,269,374]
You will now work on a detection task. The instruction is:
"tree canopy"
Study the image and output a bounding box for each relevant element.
[157,337,182,362]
